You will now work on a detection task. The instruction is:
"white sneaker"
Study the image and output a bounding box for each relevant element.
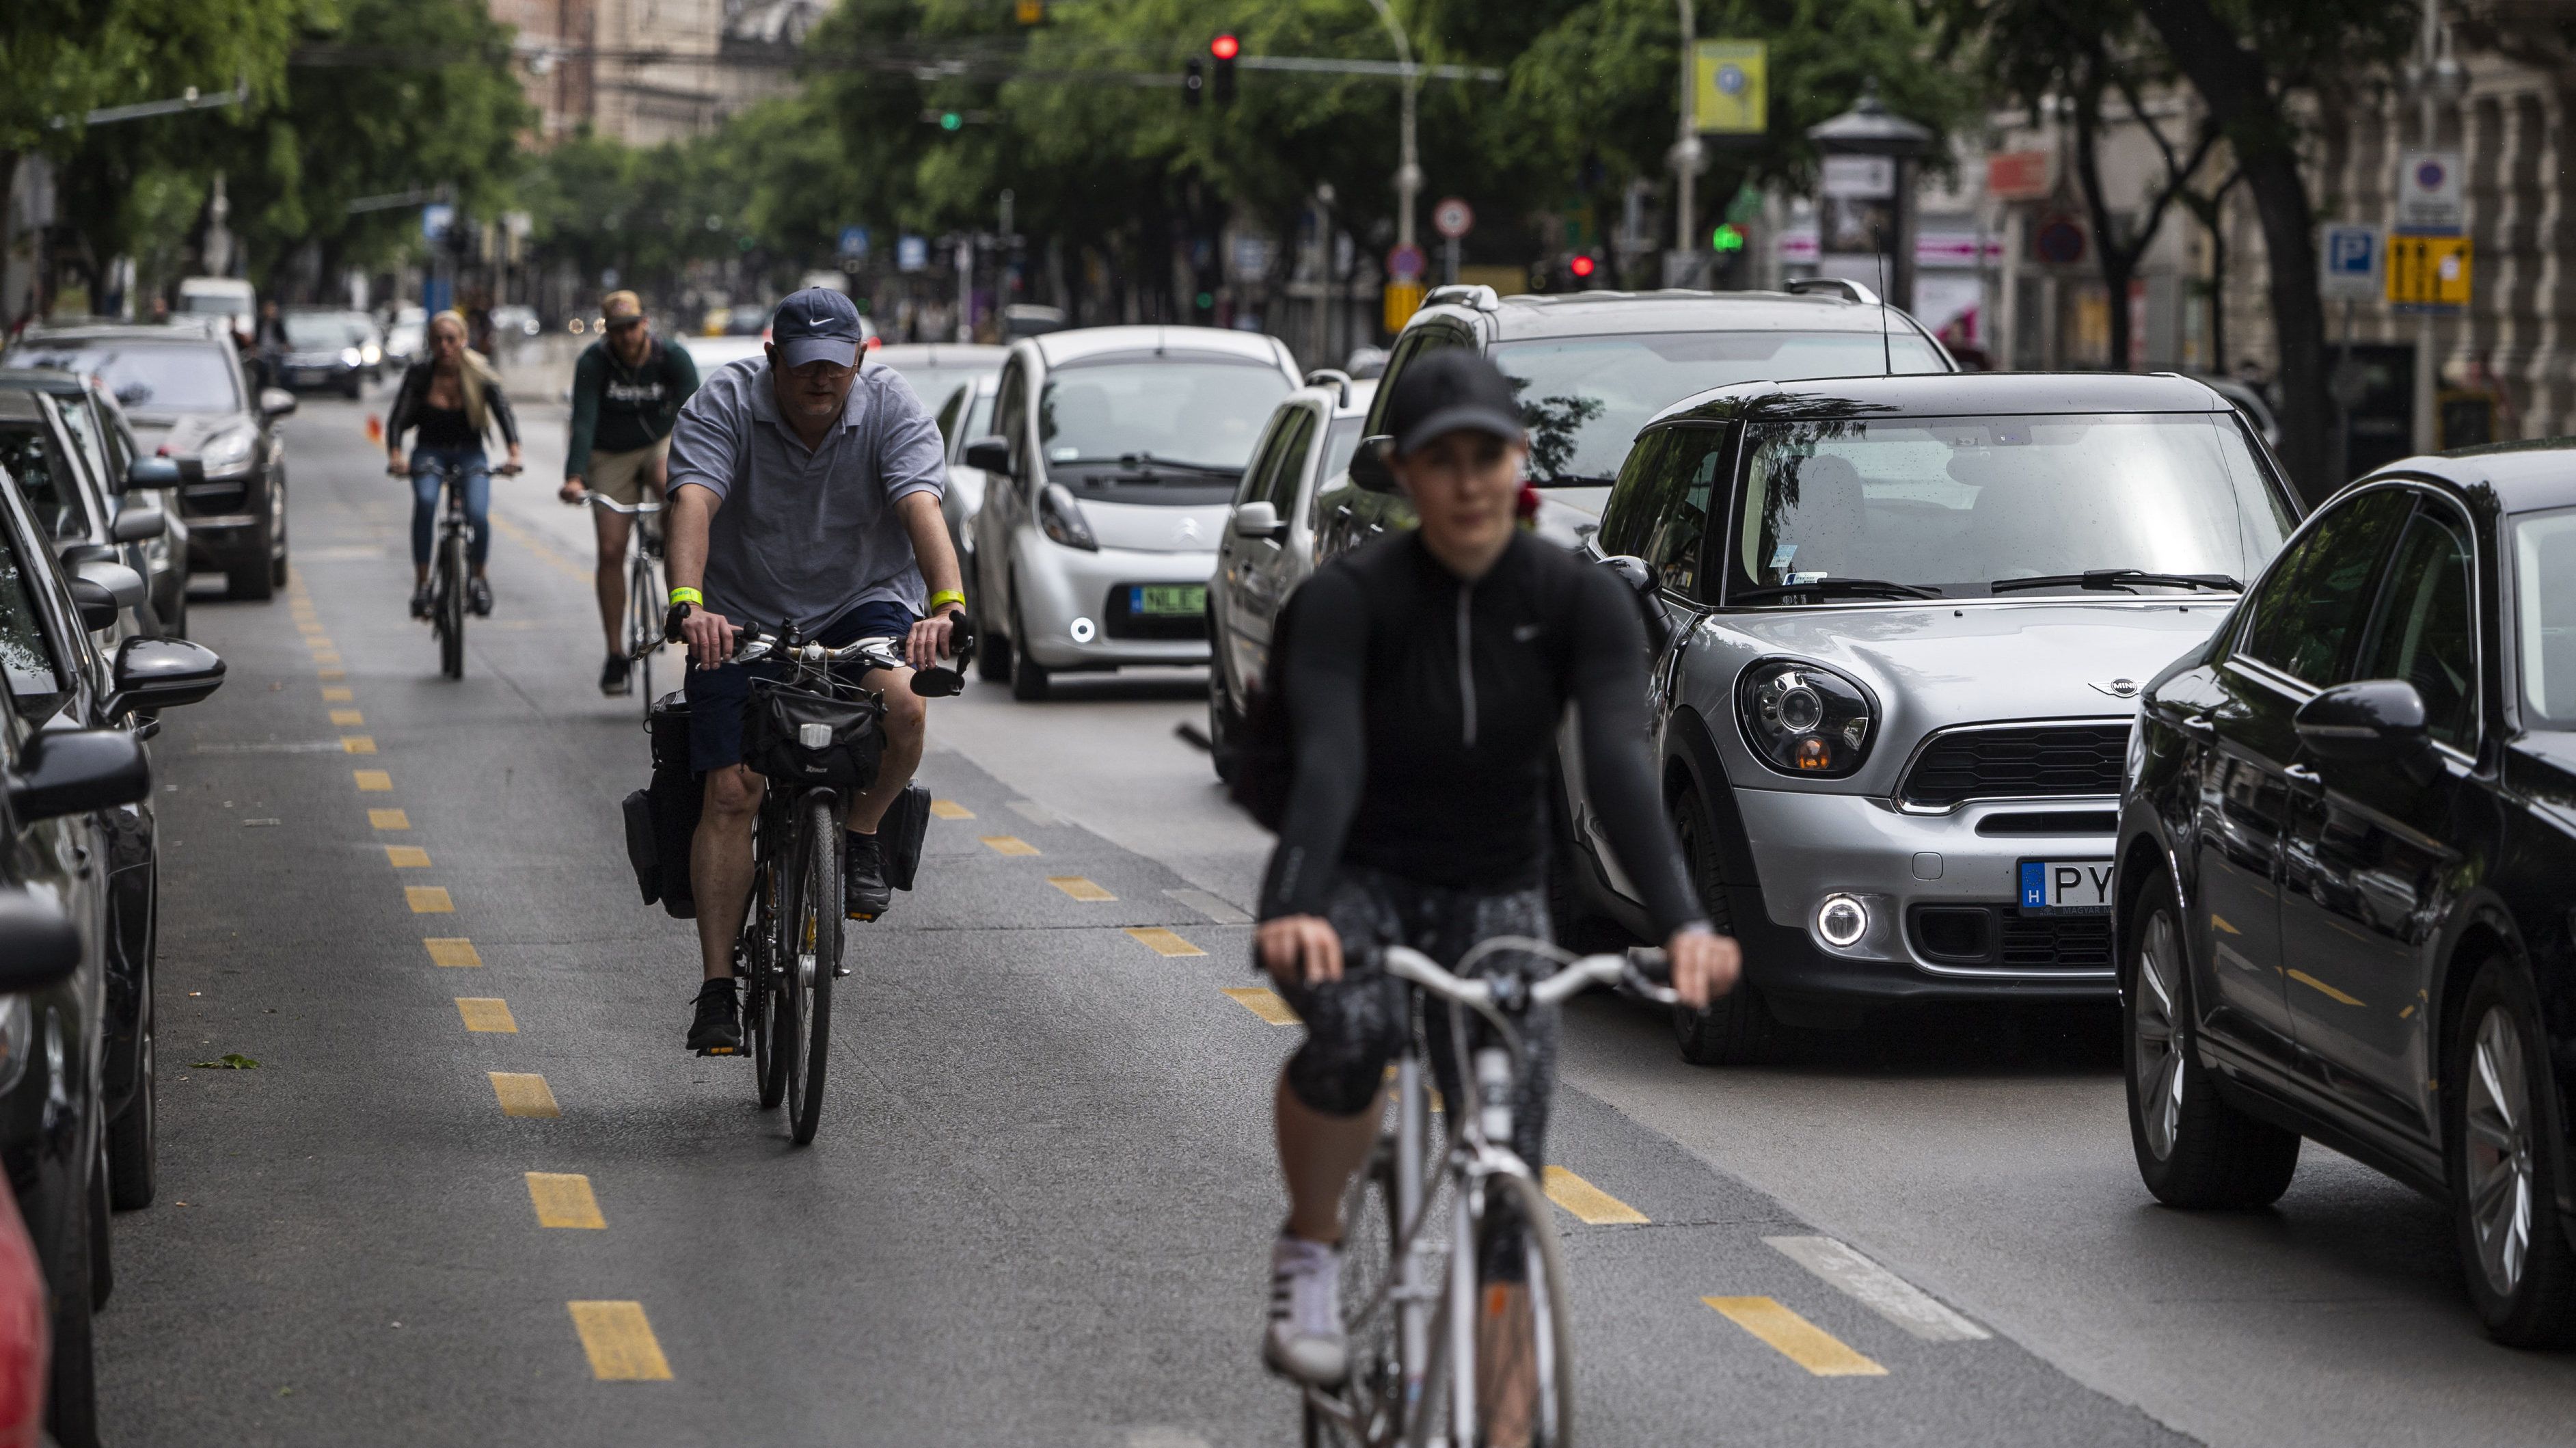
[1262,1233,1348,1384]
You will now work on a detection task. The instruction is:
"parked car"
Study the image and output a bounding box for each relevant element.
[0,894,81,1448]
[933,374,1001,600]
[1312,280,1955,558]
[2115,438,2576,1347]
[1205,371,1375,777]
[723,303,770,337]
[4,323,295,601]
[174,277,254,346]
[0,368,188,639]
[874,342,1005,429]
[275,310,378,397]
[677,334,769,375]
[0,379,181,645]
[962,325,1302,700]
[1549,372,2301,1063]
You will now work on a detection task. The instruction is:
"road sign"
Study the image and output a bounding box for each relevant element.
[1383,281,1424,332]
[1386,243,1426,282]
[2397,150,2464,233]
[1692,40,1766,135]
[839,226,870,261]
[2386,233,2471,309]
[1433,198,1474,240]
[1985,150,2051,202]
[2319,223,2381,300]
[897,234,927,273]
[2033,215,2086,267]
[421,203,454,241]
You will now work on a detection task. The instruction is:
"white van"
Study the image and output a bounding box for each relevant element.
[176,277,256,338]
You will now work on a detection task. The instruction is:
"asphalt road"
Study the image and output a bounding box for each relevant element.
[91,384,2576,1445]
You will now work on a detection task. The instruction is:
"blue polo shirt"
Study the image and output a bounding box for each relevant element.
[666,357,945,634]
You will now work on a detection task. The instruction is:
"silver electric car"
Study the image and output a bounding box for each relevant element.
[1555,372,2305,1063]
[962,325,1301,700]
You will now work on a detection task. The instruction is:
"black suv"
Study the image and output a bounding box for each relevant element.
[5,323,295,601]
[2117,440,2576,1347]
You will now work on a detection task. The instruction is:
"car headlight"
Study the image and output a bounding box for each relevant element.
[362,343,381,366]
[1735,658,1877,777]
[198,423,258,472]
[1038,483,1098,551]
[339,346,363,368]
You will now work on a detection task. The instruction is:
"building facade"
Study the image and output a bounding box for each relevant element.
[491,0,819,146]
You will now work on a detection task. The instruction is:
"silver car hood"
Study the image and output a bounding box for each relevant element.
[1081,497,1230,554]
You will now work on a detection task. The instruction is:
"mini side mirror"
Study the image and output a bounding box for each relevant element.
[1348,435,1399,494]
[259,387,297,418]
[67,577,121,632]
[1232,500,1285,541]
[1599,555,1671,650]
[2294,679,2429,762]
[6,727,150,822]
[111,636,226,713]
[0,889,82,991]
[962,436,1011,476]
[109,505,165,544]
[74,559,146,611]
[1600,555,1657,595]
[123,457,182,493]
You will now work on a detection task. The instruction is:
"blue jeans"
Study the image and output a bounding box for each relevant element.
[409,446,491,568]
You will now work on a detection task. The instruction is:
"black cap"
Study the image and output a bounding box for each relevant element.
[1383,348,1526,456]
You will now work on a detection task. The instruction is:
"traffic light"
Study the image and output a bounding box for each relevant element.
[939,111,962,132]
[1183,56,1204,107]
[1711,223,1746,253]
[1568,253,1597,280]
[1210,33,1238,106]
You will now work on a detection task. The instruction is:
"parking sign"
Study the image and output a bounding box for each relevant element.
[2319,223,2381,300]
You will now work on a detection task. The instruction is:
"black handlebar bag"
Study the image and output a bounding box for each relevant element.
[742,681,886,790]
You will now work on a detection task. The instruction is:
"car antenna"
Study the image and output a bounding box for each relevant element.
[1875,250,1893,377]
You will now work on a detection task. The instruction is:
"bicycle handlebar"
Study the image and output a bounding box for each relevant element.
[718,616,978,698]
[563,487,663,515]
[1379,939,1678,1012]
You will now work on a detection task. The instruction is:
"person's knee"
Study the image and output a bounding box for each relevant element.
[880,681,926,741]
[703,766,763,823]
[1284,1010,1404,1117]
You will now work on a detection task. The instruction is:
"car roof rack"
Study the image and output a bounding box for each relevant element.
[1784,277,1883,307]
[1420,284,1500,312]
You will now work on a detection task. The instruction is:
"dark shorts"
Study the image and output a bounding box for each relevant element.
[684,600,917,775]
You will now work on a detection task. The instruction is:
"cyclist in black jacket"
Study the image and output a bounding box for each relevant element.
[1253,349,1739,1430]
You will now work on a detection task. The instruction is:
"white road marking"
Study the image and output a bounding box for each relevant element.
[1763,1235,1989,1342]
[1163,887,1251,924]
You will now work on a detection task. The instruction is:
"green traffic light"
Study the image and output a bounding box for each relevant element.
[940,111,962,131]
[1712,224,1746,253]
[1195,291,1214,309]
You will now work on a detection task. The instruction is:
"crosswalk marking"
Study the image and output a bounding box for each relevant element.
[930,799,975,820]
[370,809,411,830]
[385,846,431,868]
[424,937,482,967]
[1764,1236,1988,1342]
[567,1301,671,1380]
[455,998,517,1033]
[329,709,364,726]
[354,769,393,791]
[526,1172,606,1229]
[1126,926,1204,957]
[1222,987,1299,1024]
[980,834,1041,856]
[341,736,377,754]
[1703,1296,1886,1376]
[1542,1166,1649,1225]
[406,886,454,913]
[489,1072,560,1118]
[1047,876,1116,901]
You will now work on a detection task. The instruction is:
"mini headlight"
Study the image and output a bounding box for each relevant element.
[1737,658,1876,778]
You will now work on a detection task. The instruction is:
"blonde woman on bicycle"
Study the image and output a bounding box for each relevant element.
[385,310,523,618]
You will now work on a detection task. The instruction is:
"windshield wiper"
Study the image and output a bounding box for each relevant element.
[1990,569,2240,595]
[1731,578,1939,604]
[1116,451,1238,476]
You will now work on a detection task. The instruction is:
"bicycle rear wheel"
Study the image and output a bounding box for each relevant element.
[742,866,786,1107]
[437,530,466,679]
[1461,1172,1576,1448]
[778,794,840,1144]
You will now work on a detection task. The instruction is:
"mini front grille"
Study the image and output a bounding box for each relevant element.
[1899,723,2130,808]
[1907,902,2114,972]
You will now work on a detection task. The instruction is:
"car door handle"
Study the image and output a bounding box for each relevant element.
[2283,762,2324,794]
[2178,712,2215,738]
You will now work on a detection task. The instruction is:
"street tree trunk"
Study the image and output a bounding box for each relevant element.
[2139,0,2335,505]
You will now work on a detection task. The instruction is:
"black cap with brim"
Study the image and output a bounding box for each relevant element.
[1395,403,1525,456]
[1382,347,1526,457]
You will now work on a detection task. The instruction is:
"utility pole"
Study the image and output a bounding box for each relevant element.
[2406,0,2463,455]
[1671,0,1701,258]
[1363,0,1421,253]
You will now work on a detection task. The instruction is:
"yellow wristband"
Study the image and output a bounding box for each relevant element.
[927,589,965,612]
[668,587,703,606]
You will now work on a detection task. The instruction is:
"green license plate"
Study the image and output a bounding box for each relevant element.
[1128,584,1206,617]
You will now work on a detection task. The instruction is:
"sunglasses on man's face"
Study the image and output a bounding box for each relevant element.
[607,317,643,332]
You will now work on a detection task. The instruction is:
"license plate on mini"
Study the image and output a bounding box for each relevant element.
[1128,583,1206,617]
[2019,859,2115,915]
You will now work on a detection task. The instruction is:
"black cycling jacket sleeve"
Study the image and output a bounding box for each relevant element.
[1569,569,1711,940]
[385,363,422,451]
[483,377,521,449]
[1258,571,1371,921]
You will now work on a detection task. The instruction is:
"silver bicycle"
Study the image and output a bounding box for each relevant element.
[568,489,666,714]
[1305,938,1677,1448]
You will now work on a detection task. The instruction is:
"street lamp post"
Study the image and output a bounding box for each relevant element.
[1364,0,1421,253]
[1670,0,1702,265]
[2405,0,2467,453]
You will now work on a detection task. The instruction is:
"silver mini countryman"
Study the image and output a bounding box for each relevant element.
[1554,372,2305,1063]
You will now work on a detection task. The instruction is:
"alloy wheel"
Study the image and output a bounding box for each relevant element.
[2465,1004,2536,1298]
[2132,909,2186,1162]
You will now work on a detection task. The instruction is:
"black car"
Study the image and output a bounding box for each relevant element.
[275,308,378,397]
[0,368,187,637]
[2117,439,2576,1347]
[0,387,172,647]
[4,322,295,602]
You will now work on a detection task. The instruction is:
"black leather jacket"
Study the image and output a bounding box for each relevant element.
[387,357,519,451]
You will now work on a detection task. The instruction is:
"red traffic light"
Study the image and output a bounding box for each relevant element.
[1210,33,1240,60]
[1568,254,1597,278]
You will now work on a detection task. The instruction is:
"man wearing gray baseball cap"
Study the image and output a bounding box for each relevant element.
[662,285,967,1055]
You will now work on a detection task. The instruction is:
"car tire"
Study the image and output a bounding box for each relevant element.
[1009,595,1050,702]
[2121,874,2300,1208]
[974,589,1013,683]
[108,993,155,1211]
[2445,954,2576,1348]
[46,1170,100,1448]
[226,555,275,602]
[1667,780,1776,1067]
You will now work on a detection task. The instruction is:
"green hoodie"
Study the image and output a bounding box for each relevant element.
[566,336,700,479]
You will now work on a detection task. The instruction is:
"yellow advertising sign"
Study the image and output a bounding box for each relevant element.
[1694,41,1767,135]
[1383,281,1425,333]
[2386,233,2471,308]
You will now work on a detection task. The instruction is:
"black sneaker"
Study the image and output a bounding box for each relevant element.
[600,654,632,697]
[467,578,494,617]
[409,585,432,619]
[844,832,893,919]
[686,978,742,1055]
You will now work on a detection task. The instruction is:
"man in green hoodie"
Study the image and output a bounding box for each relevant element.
[562,290,701,695]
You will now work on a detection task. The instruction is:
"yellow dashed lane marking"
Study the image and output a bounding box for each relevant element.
[321,686,353,701]
[1223,987,1300,1024]
[489,1072,560,1118]
[1047,876,1116,901]
[355,770,392,791]
[370,808,411,830]
[329,709,364,726]
[567,1301,671,1380]
[305,635,334,649]
[1704,1296,1886,1376]
[526,1172,606,1229]
[980,835,1040,856]
[313,654,343,668]
[424,937,482,967]
[1543,1166,1650,1225]
[318,669,345,682]
[455,997,517,1032]
[930,799,974,819]
[341,736,376,754]
[385,846,432,868]
[407,886,454,913]
[1126,926,1204,957]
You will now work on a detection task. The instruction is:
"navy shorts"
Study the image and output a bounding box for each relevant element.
[684,600,918,775]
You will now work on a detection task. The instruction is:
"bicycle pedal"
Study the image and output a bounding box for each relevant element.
[695,1045,742,1057]
[846,910,881,923]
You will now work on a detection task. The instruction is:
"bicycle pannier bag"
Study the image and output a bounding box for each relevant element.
[880,781,931,892]
[621,788,658,905]
[743,682,885,790]
[646,691,703,918]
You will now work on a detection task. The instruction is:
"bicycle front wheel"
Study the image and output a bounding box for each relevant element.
[744,868,786,1108]
[437,533,467,679]
[1463,1171,1577,1448]
[629,552,660,713]
[778,794,840,1144]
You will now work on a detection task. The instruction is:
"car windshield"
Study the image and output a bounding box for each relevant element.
[1039,356,1291,501]
[2513,507,2576,730]
[179,293,243,314]
[1733,412,2293,600]
[3,342,240,414]
[285,313,360,349]
[1492,330,1947,485]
